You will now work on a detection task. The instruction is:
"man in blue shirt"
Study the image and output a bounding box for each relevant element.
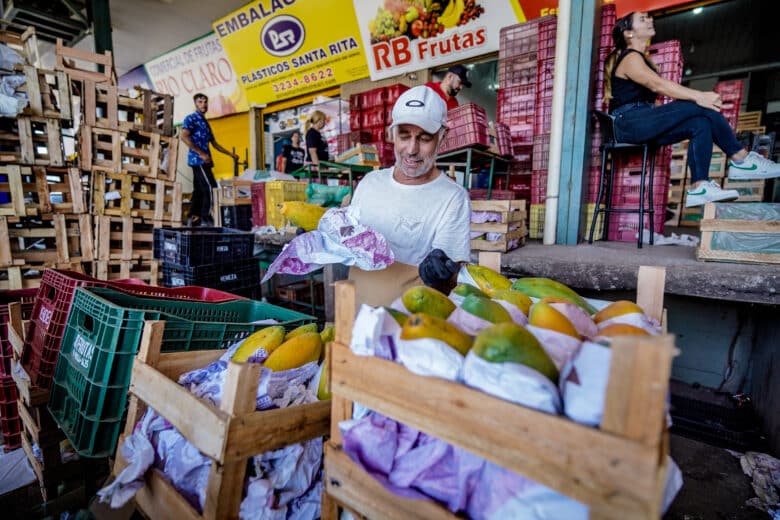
[180,93,238,226]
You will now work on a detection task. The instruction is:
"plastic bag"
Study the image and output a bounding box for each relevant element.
[306,183,350,207]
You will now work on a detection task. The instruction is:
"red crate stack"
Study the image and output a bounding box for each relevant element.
[499,22,539,60]
[0,375,21,451]
[494,122,513,157]
[497,84,536,146]
[370,141,395,167]
[352,84,409,142]
[537,16,558,61]
[607,204,666,242]
[648,40,683,105]
[532,134,551,171]
[531,170,548,204]
[714,79,744,131]
[440,104,490,154]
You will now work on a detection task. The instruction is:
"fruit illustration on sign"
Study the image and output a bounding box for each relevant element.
[368,0,485,43]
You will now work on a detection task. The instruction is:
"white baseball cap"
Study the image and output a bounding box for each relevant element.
[390,85,447,134]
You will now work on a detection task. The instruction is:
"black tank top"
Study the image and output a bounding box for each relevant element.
[609,49,658,112]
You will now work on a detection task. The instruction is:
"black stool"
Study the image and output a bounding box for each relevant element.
[588,111,658,248]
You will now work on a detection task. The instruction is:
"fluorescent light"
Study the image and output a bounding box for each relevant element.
[692,7,703,14]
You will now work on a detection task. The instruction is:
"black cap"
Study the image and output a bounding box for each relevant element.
[447,64,472,88]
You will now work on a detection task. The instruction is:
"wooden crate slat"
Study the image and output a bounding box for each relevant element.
[1,213,93,266]
[697,202,780,264]
[55,38,114,85]
[469,199,526,212]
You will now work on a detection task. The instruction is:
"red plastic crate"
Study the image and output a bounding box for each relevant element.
[349,130,373,145]
[1,288,37,377]
[469,189,518,200]
[610,174,670,207]
[363,126,386,144]
[531,170,548,204]
[495,122,513,157]
[601,3,616,33]
[439,122,490,154]
[498,54,537,88]
[538,17,558,61]
[537,58,556,98]
[447,103,488,128]
[0,375,21,451]
[497,84,536,127]
[107,281,245,302]
[507,123,534,147]
[349,110,362,131]
[369,141,395,167]
[361,87,386,108]
[349,94,361,111]
[534,96,553,135]
[361,107,385,129]
[607,205,665,242]
[532,134,551,171]
[384,84,409,104]
[499,22,539,59]
[336,133,352,155]
[251,182,266,227]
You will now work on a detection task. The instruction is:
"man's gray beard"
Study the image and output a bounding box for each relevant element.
[395,156,436,178]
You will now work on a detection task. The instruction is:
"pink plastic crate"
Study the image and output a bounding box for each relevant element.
[531,170,548,204]
[251,182,266,227]
[534,95,553,135]
[536,58,556,98]
[497,84,536,127]
[495,122,513,157]
[532,134,550,171]
[349,110,362,131]
[0,376,20,452]
[469,189,518,201]
[607,205,665,242]
[439,122,490,154]
[361,107,385,129]
[447,103,488,127]
[361,87,386,108]
[538,17,558,61]
[499,22,539,59]
[349,94,361,111]
[601,3,616,32]
[364,126,386,144]
[498,55,537,88]
[610,175,670,207]
[385,84,409,104]
[336,133,352,155]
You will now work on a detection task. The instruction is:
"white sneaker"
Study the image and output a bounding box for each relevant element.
[685,180,739,208]
[728,151,780,180]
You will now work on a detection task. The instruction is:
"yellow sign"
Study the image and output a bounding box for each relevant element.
[213,0,369,104]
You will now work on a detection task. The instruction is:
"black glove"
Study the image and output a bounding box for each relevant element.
[419,249,460,288]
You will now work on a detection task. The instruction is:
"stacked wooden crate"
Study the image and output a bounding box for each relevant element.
[0,29,88,290]
[470,199,527,252]
[212,178,253,230]
[667,142,728,227]
[67,41,178,284]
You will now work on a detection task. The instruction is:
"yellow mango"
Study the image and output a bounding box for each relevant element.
[593,301,646,324]
[493,289,532,316]
[401,313,473,356]
[472,322,559,382]
[232,326,286,362]
[285,322,318,341]
[528,301,580,338]
[401,285,455,319]
[465,264,511,296]
[263,332,323,372]
[460,294,512,324]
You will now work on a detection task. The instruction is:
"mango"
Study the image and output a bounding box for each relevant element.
[263,332,323,372]
[511,278,597,315]
[593,301,646,324]
[472,322,559,382]
[232,326,286,362]
[383,307,409,326]
[285,322,318,342]
[401,313,473,356]
[452,283,488,299]
[402,285,455,319]
[528,301,580,338]
[466,264,512,296]
[597,323,650,338]
[460,294,512,324]
[493,289,532,316]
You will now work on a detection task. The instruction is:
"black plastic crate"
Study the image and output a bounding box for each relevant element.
[220,205,253,231]
[153,227,254,268]
[162,257,259,292]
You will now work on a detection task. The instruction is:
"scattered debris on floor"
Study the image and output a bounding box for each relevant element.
[739,451,780,518]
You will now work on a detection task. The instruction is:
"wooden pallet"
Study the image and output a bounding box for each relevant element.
[470,199,527,252]
[669,151,687,180]
[17,65,73,121]
[0,165,86,217]
[737,111,761,131]
[80,80,174,136]
[0,26,40,66]
[0,116,64,166]
[80,125,178,180]
[215,179,254,206]
[0,214,93,267]
[722,178,765,202]
[90,259,160,284]
[0,265,46,290]
[697,202,780,265]
[111,320,331,520]
[94,215,155,262]
[91,171,182,223]
[55,38,115,85]
[323,265,675,520]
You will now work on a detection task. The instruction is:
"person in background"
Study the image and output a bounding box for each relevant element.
[350,85,471,292]
[304,110,329,167]
[604,12,780,208]
[425,64,472,111]
[180,92,238,226]
[280,130,305,174]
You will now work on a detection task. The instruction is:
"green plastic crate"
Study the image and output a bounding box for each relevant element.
[48,287,315,457]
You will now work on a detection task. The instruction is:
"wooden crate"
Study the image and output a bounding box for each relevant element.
[80,125,178,180]
[0,116,63,166]
[0,26,40,66]
[0,264,48,290]
[697,202,780,265]
[91,171,182,223]
[112,321,331,520]
[94,215,155,262]
[90,259,160,284]
[81,80,174,136]
[722,178,765,202]
[737,111,761,131]
[55,38,114,85]
[470,199,527,252]
[17,65,72,121]
[335,144,380,167]
[669,151,687,180]
[323,266,675,520]
[668,178,685,206]
[0,165,86,217]
[215,179,254,206]
[0,214,93,267]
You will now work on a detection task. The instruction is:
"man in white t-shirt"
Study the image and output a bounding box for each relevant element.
[350,85,471,291]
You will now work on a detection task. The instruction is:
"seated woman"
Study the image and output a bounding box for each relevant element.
[604,11,780,208]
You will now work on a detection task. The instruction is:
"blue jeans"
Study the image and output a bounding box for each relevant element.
[612,101,744,183]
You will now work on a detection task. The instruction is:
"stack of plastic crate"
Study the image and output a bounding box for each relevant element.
[350,84,408,168]
[714,79,744,132]
[154,227,258,292]
[439,104,490,154]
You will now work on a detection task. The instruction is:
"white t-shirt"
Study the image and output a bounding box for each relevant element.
[350,167,471,265]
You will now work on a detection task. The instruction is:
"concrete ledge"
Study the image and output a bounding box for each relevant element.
[493,242,779,306]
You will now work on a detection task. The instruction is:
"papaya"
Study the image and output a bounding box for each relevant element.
[263,332,323,371]
[401,285,455,319]
[465,264,512,296]
[597,323,650,338]
[383,307,409,326]
[593,300,645,324]
[284,322,318,341]
[317,356,331,400]
[472,322,559,382]
[511,277,597,315]
[452,283,488,299]
[528,301,580,338]
[493,289,532,316]
[460,294,512,324]
[279,201,327,231]
[401,313,473,356]
[232,326,286,362]
[320,324,335,344]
